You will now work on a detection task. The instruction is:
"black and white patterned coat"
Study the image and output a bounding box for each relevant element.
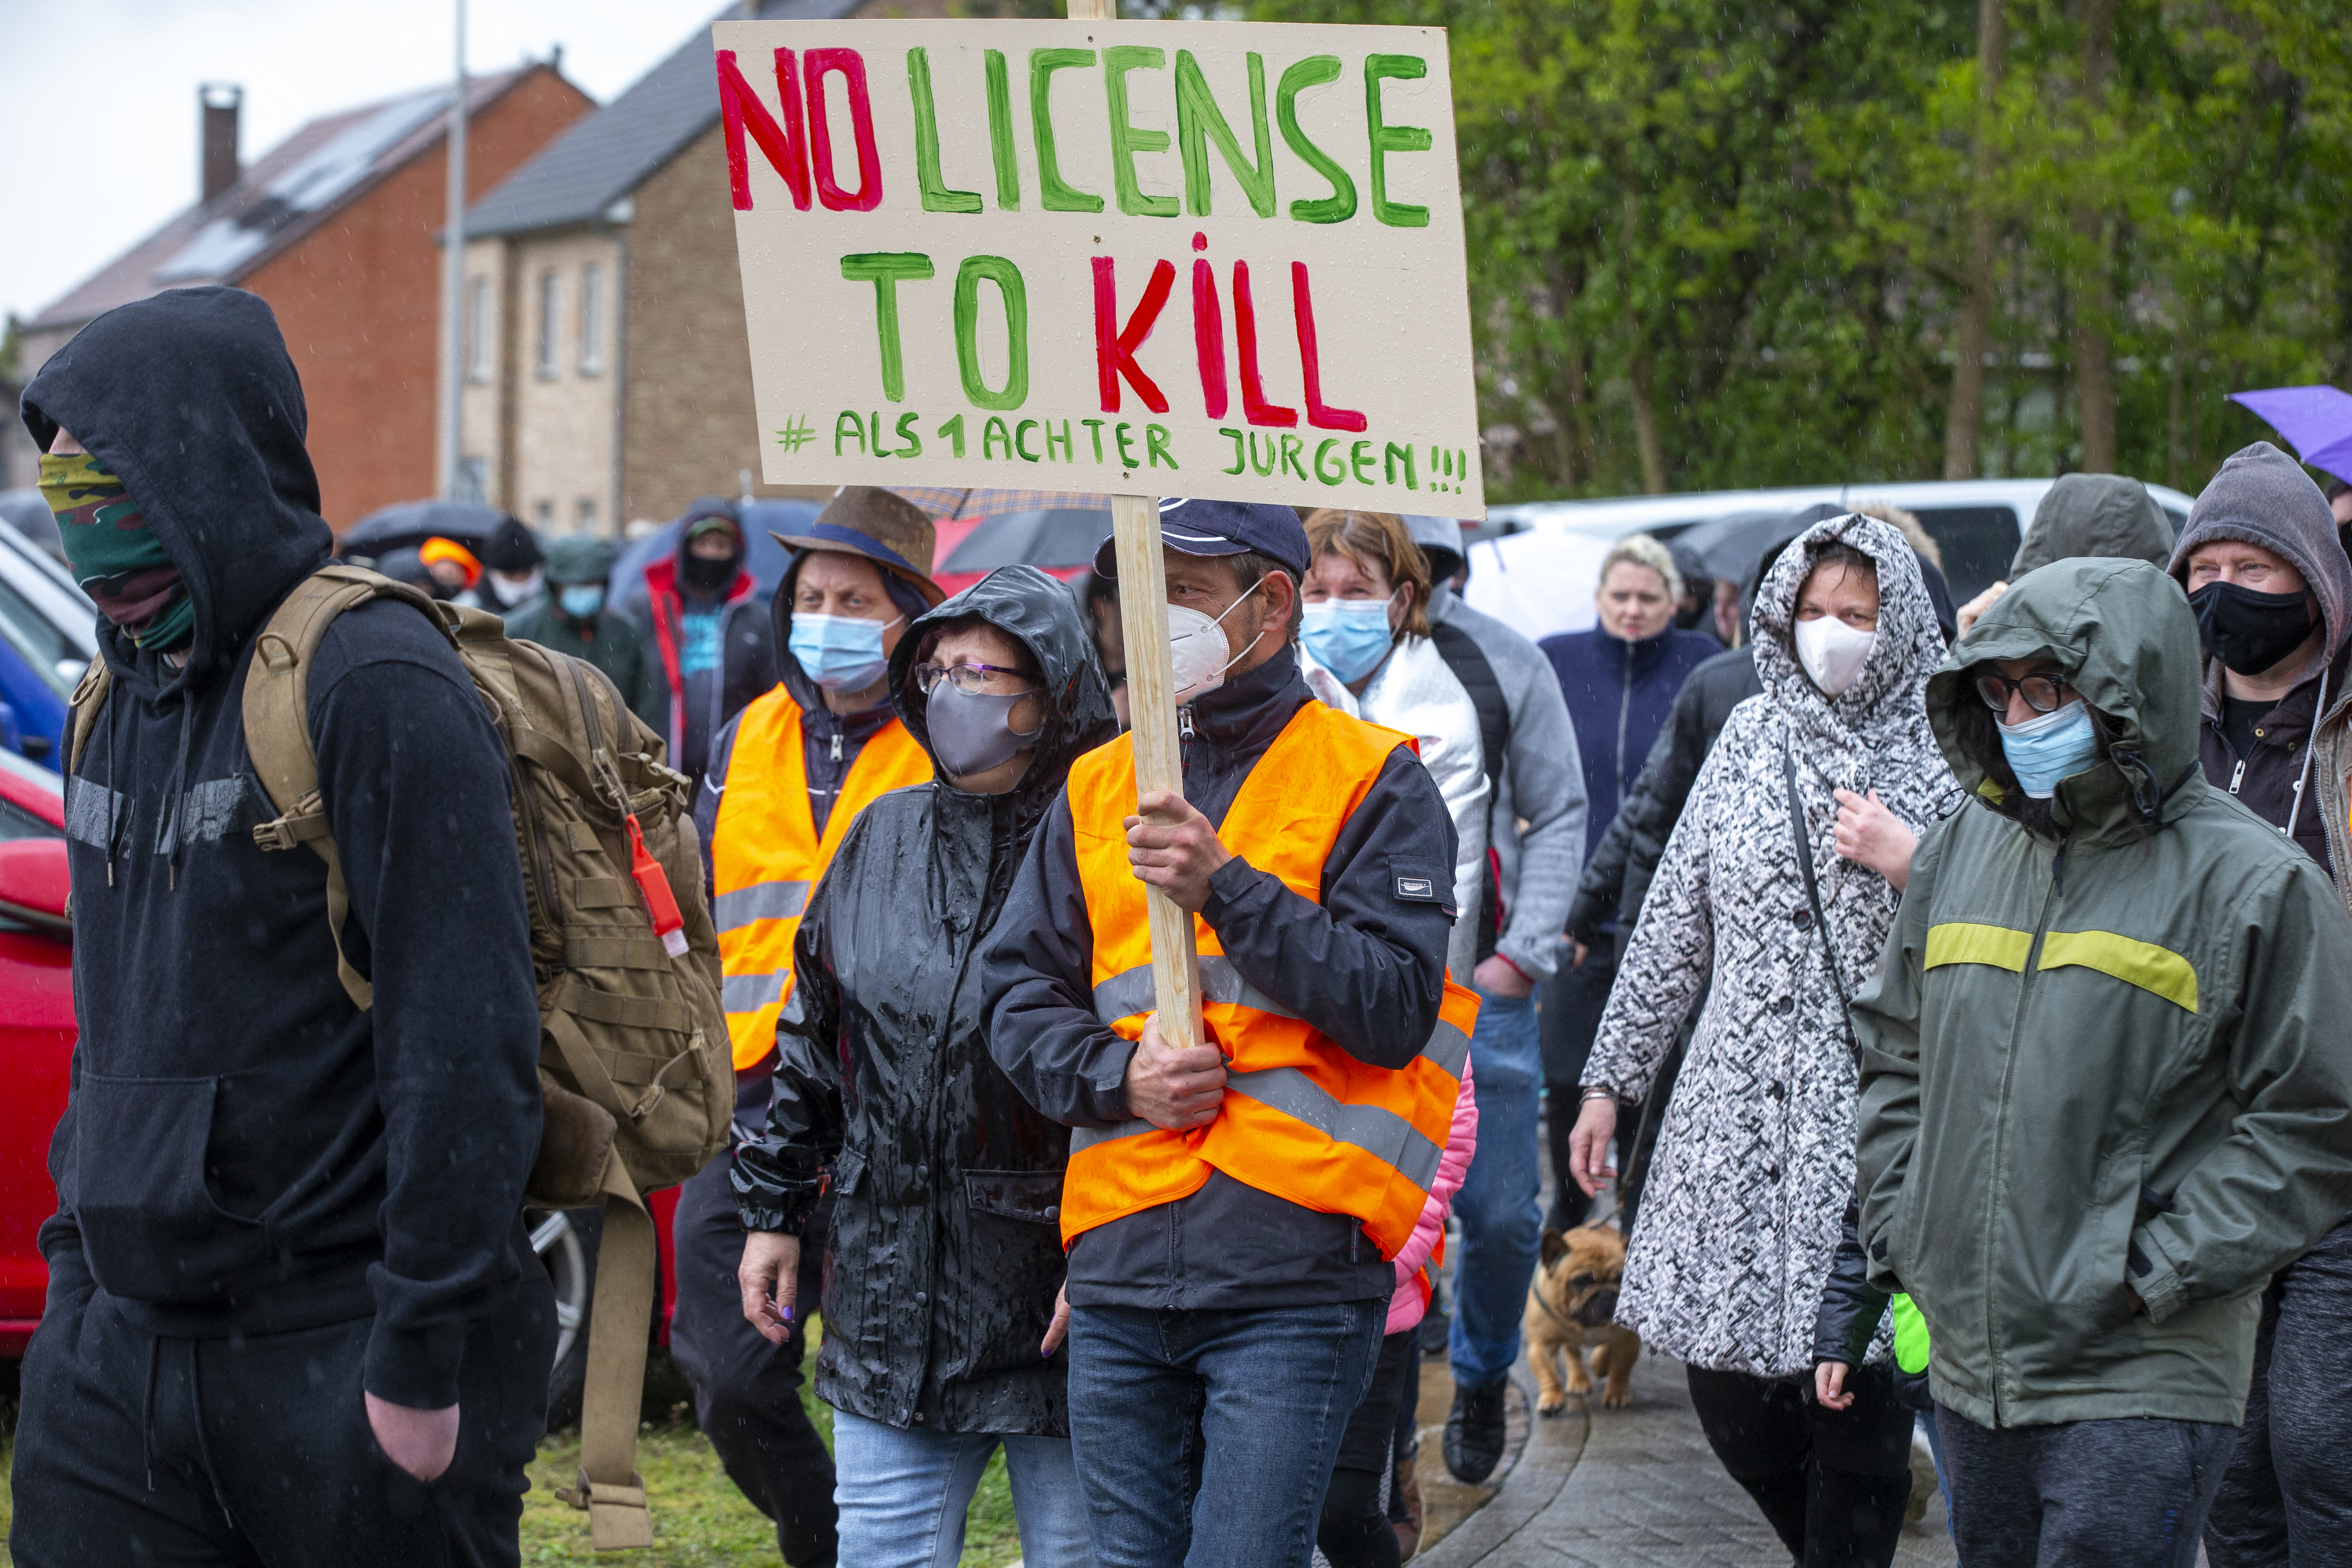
[1584,514,1964,1377]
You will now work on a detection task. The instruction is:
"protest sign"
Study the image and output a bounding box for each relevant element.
[712,17,1485,515]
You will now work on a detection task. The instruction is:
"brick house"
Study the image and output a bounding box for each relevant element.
[456,0,943,536]
[17,67,592,527]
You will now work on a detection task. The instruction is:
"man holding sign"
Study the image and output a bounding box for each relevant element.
[715,15,1485,1559]
[983,501,1477,1566]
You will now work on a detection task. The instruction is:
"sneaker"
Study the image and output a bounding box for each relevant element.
[1443,1378,1509,1484]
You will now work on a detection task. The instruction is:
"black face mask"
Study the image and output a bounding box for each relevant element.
[2188,579,2317,677]
[682,549,739,593]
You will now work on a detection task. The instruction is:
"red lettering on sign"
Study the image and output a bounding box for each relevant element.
[1232,261,1297,428]
[1093,257,1176,414]
[1293,262,1365,433]
[1192,257,1228,421]
[716,49,811,212]
[806,49,882,212]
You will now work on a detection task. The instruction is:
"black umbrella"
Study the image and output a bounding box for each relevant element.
[1673,509,1812,588]
[339,500,513,558]
[941,508,1115,574]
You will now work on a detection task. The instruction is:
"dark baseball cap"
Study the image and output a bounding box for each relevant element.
[1092,496,1311,581]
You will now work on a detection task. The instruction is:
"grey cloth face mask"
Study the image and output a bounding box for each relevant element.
[927,684,1044,779]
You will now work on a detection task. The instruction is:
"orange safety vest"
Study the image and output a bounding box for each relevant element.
[713,687,933,1069]
[1059,700,1479,1260]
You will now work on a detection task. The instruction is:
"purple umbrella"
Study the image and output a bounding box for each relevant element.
[2227,386,2352,482]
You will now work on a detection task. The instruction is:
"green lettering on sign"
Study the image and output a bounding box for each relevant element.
[1105,46,1177,219]
[1176,51,1273,220]
[938,413,968,458]
[839,253,936,403]
[954,255,1029,412]
[908,50,981,215]
[1277,57,1355,225]
[1364,55,1432,228]
[1313,437,1347,484]
[985,51,1020,210]
[1031,49,1105,214]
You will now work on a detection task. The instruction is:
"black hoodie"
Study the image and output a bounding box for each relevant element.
[20,288,540,1410]
[731,565,1118,1434]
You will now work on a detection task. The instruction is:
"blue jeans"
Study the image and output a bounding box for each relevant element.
[1448,990,1544,1388]
[831,1408,1094,1568]
[1066,1299,1387,1568]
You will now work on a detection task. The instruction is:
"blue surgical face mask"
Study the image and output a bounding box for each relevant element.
[790,610,905,693]
[1997,699,2099,799]
[559,585,605,621]
[1300,594,1398,684]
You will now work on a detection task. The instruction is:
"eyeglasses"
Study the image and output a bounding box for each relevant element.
[914,662,1036,696]
[1974,669,2070,714]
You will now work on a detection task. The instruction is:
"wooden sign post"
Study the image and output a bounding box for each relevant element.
[1068,0,1203,1054]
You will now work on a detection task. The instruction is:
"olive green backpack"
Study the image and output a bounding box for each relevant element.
[69,564,730,1552]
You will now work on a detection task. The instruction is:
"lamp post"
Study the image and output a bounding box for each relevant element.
[438,0,469,501]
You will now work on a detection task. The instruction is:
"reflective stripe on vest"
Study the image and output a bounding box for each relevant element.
[711,688,933,1068]
[1058,700,1479,1260]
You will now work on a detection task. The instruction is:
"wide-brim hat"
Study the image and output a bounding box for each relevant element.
[770,485,946,607]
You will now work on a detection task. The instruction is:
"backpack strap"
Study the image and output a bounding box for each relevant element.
[245,564,456,1012]
[67,658,113,776]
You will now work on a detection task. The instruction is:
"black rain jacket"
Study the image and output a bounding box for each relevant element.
[981,643,1458,1311]
[1811,1198,1931,1411]
[732,566,1117,1435]
[22,288,539,1409]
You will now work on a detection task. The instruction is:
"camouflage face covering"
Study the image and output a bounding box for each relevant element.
[40,452,195,651]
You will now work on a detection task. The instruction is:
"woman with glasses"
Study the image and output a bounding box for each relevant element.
[1566,514,1963,1566]
[732,565,1118,1568]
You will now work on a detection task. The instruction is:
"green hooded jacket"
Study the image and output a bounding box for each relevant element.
[1853,557,2352,1428]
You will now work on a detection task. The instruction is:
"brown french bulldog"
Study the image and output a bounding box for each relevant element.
[1524,1223,1642,1414]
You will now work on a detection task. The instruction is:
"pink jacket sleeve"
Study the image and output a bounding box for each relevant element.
[1386,1056,1478,1337]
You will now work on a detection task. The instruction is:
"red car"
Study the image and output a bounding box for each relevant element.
[0,746,73,1358]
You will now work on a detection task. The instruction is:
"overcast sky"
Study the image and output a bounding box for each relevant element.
[0,0,730,329]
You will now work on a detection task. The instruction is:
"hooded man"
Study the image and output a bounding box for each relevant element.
[668,486,946,1568]
[1955,473,2177,637]
[1853,558,2352,1568]
[636,497,779,792]
[11,290,546,1565]
[504,533,658,725]
[2163,442,2352,1567]
[1401,514,1590,1487]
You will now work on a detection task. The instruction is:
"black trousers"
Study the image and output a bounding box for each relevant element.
[666,1148,838,1568]
[1685,1363,1913,1568]
[1539,954,1615,1230]
[2205,1214,2352,1567]
[1318,1327,1417,1568]
[11,1242,556,1568]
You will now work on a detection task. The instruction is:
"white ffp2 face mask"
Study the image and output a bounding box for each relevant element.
[1166,585,1262,705]
[1794,614,1877,697]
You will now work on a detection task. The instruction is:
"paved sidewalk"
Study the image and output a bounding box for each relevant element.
[1421,1350,1957,1568]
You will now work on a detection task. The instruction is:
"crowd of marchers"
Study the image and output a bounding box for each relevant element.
[10,284,2352,1568]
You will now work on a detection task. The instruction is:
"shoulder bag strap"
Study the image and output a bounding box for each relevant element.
[1783,735,1859,1061]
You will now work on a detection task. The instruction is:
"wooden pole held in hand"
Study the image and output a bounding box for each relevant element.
[1105,494,1205,1056]
[1064,0,1204,1056]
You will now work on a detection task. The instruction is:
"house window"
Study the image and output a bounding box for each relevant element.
[456,456,488,504]
[579,264,605,374]
[577,498,598,531]
[534,499,554,526]
[536,269,558,379]
[466,277,490,382]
